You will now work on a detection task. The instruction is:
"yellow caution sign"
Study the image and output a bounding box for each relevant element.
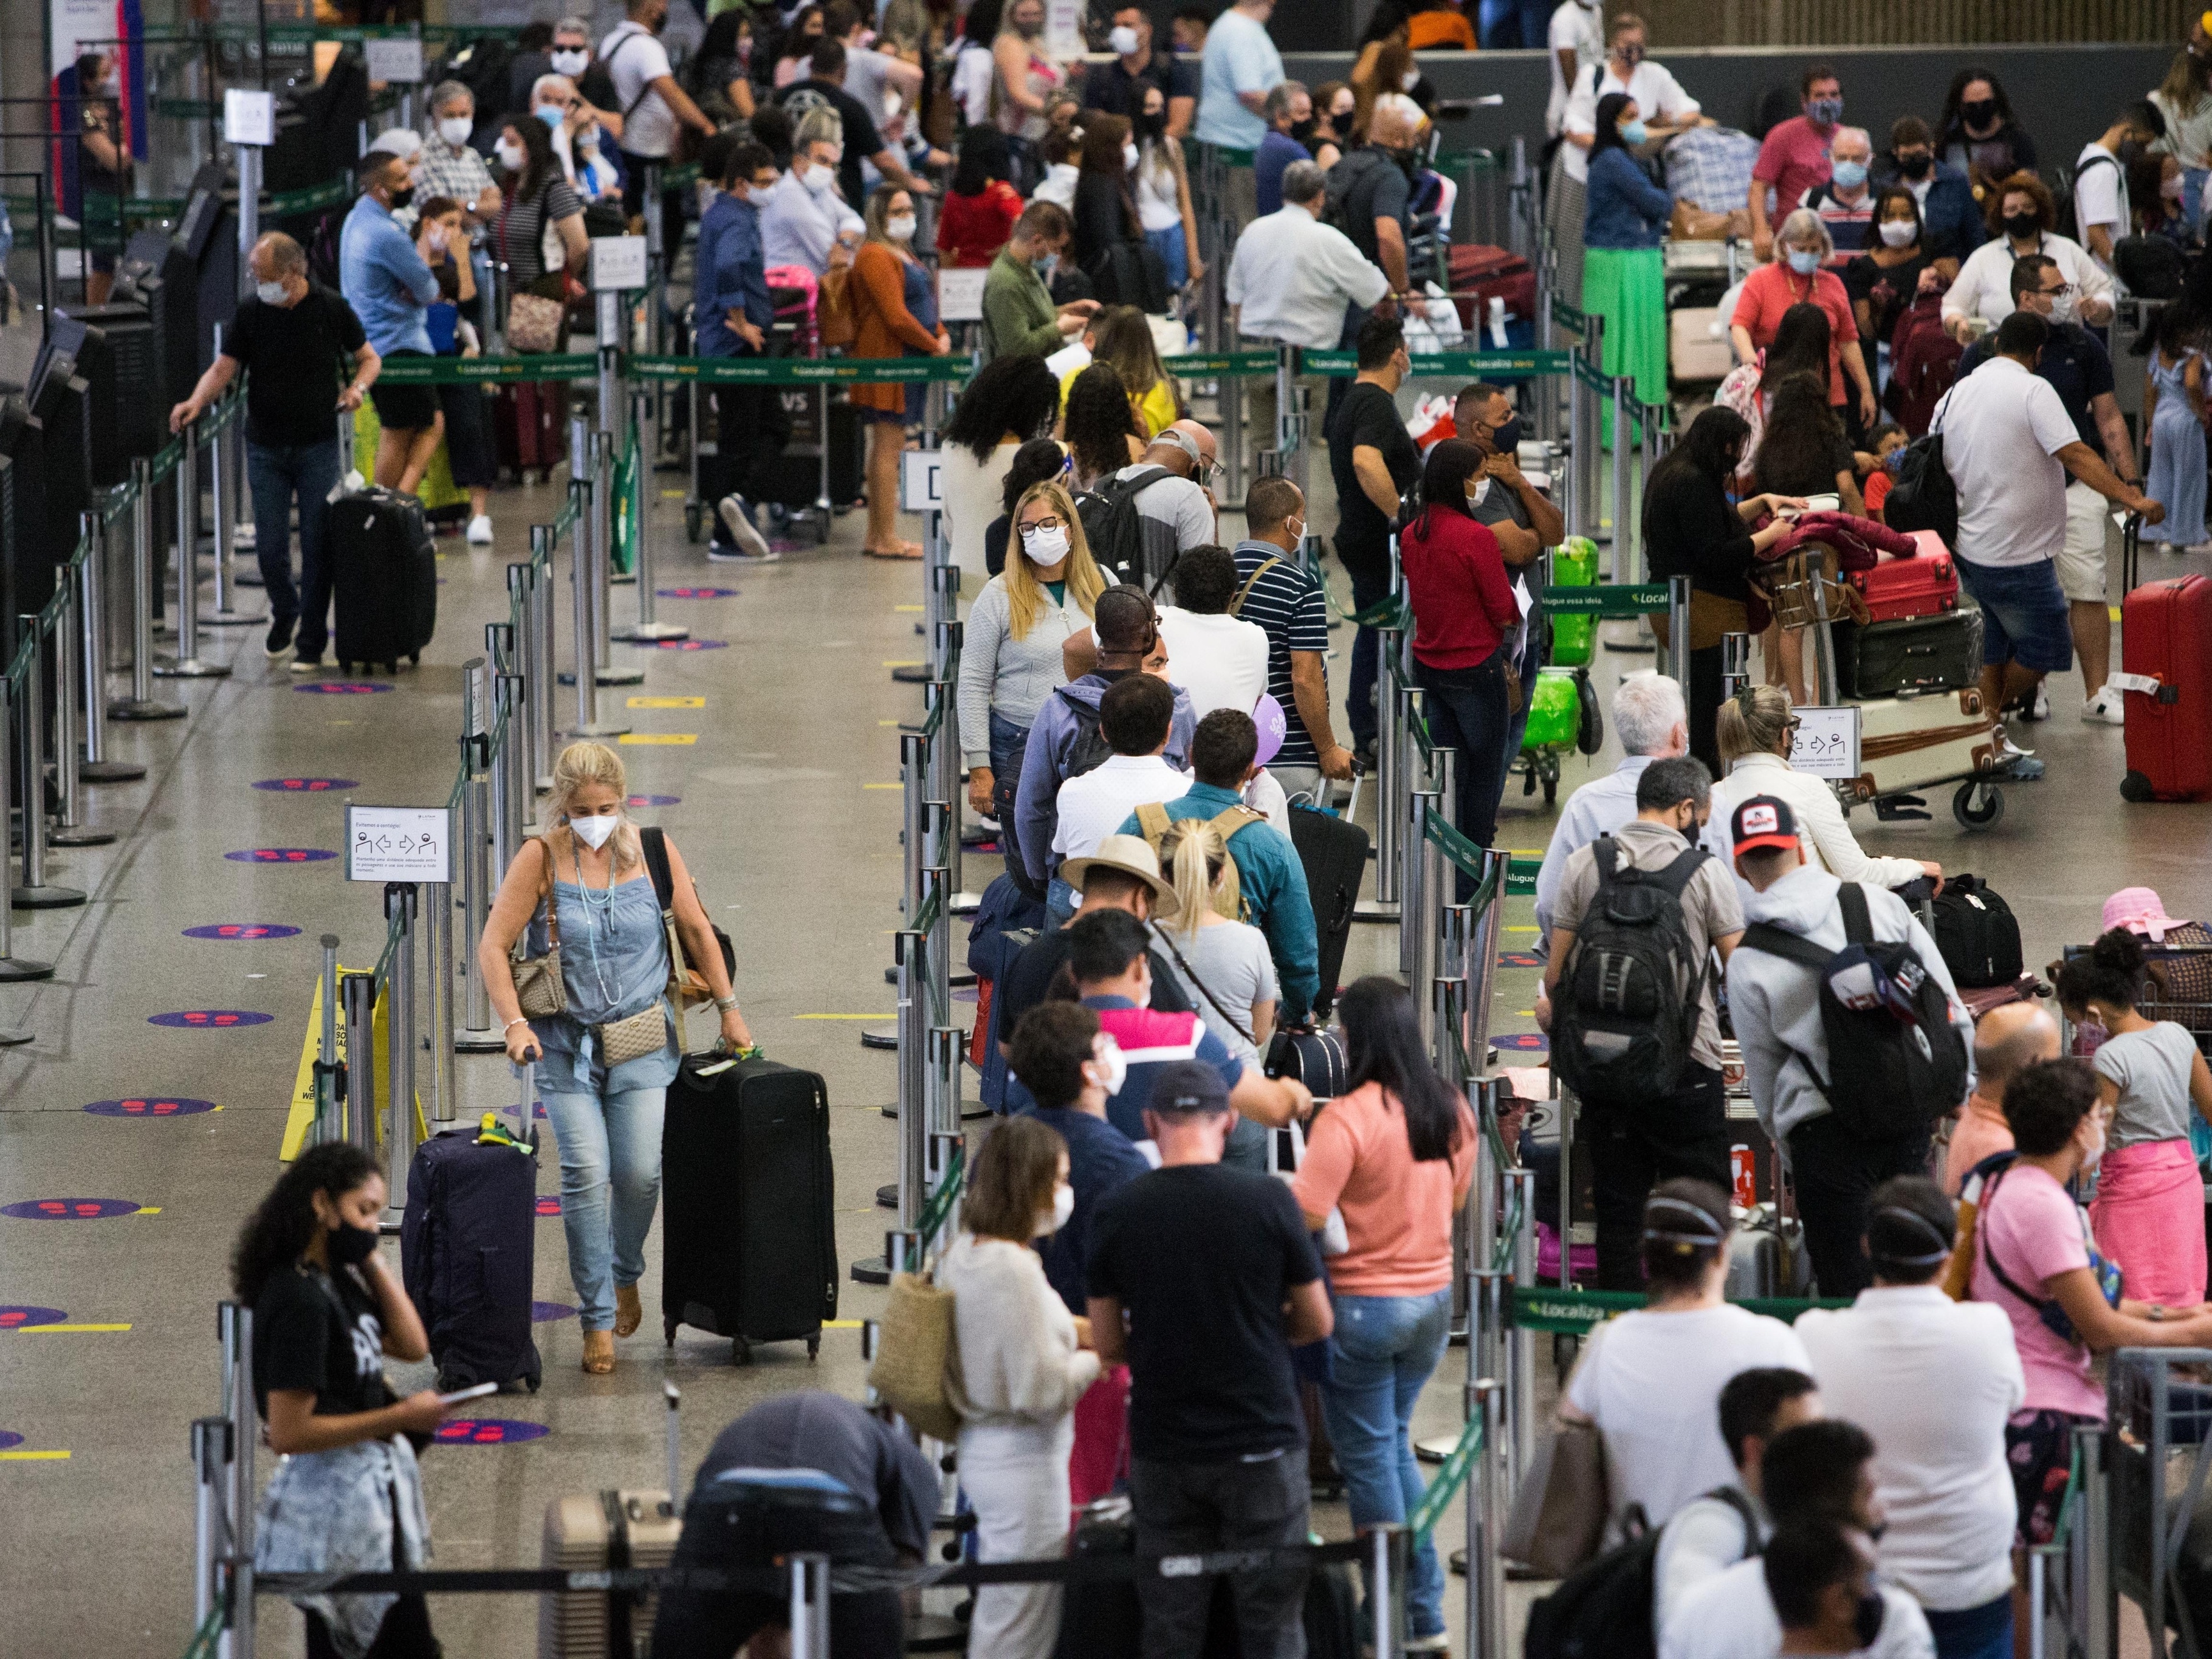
[628,696,706,709]
[619,733,699,745]
[281,967,427,1161]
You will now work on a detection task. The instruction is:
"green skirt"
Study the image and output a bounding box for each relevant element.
[1580,244,1668,413]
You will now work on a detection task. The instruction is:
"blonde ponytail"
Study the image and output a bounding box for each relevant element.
[1159,820,1227,938]
[1716,683,1795,772]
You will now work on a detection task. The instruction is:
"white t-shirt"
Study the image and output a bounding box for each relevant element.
[1136,151,1184,233]
[1651,1487,1767,1649]
[1659,1557,1935,1659]
[1932,355,2080,568]
[1796,1288,2024,1612]
[1941,231,2112,333]
[1564,1305,1812,1536]
[1051,753,1190,865]
[600,21,676,157]
[1561,58,1700,183]
[1157,607,1269,720]
[1545,0,1605,139]
[2072,141,2128,264]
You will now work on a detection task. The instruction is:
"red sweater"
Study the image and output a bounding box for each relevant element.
[1400,508,1519,671]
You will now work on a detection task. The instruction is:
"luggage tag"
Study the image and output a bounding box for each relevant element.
[691,1037,761,1079]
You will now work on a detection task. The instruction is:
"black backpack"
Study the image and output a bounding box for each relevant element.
[1737,882,1971,1140]
[1322,146,1396,252]
[1882,430,1957,547]
[1929,874,2022,989]
[1550,839,1712,1107]
[1525,1488,1760,1659]
[1056,685,1118,783]
[2116,233,2186,300]
[1076,465,1182,591]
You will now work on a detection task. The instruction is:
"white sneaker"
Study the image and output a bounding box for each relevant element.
[2029,685,2050,721]
[2084,684,2128,726]
[465,514,494,546]
[716,494,776,560]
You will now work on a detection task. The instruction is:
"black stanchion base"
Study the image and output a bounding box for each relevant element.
[13,885,87,910]
[860,1025,898,1050]
[877,1182,898,1207]
[890,665,930,684]
[0,1026,32,1046]
[109,699,185,722]
[151,658,232,679]
[850,1254,892,1285]
[904,1614,965,1653]
[48,828,116,848]
[961,1101,992,1121]
[80,760,148,781]
[0,957,55,982]
[455,1034,509,1054]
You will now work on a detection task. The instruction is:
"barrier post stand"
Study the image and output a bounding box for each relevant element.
[1535,246,1559,445]
[1561,328,1584,539]
[614,387,686,643]
[498,671,528,869]
[484,636,517,874]
[80,502,146,775]
[113,460,180,721]
[201,365,255,627]
[1398,685,1426,978]
[1610,375,1631,572]
[1720,631,1753,702]
[1508,1166,1537,1485]
[1366,572,1404,913]
[565,419,630,737]
[154,418,229,680]
[1468,1378,1503,1659]
[12,627,86,910]
[1469,849,1506,1062]
[788,1553,832,1659]
[315,934,342,1142]
[342,971,377,1152]
[456,661,502,1053]
[1579,314,1605,565]
[509,563,541,814]
[0,668,53,999]
[1367,1523,1406,1659]
[381,882,419,1230]
[50,529,114,848]
[1420,753,1452,1049]
[1660,574,1693,683]
[224,1300,257,1659]
[1405,795,1438,1004]
[534,537,559,781]
[190,1415,232,1641]
[594,430,642,685]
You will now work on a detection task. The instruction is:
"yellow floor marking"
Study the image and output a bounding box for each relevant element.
[895,605,924,613]
[794,1013,896,1020]
[661,489,688,499]
[628,696,705,709]
[619,733,698,745]
[1504,926,1537,933]
[826,1319,864,1329]
[0,1450,70,1461]
[882,659,924,668]
[1517,1011,1536,1018]
[2111,606,2123,621]
[134,1207,161,1216]
[862,782,901,789]
[1510,848,1544,856]
[13,1324,131,1333]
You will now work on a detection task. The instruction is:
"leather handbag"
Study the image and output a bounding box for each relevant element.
[866,1269,962,1440]
[595,1002,671,1067]
[1759,543,1872,633]
[509,840,568,1020]
[1501,1418,1610,1576]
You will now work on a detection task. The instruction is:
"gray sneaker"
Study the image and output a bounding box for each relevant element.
[715,494,777,561]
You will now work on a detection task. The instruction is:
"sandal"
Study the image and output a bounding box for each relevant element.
[614,1284,642,1338]
[863,541,925,560]
[582,1330,616,1375]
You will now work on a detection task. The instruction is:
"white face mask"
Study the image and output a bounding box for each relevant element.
[1123,141,1139,172]
[438,115,474,147]
[804,162,839,196]
[886,213,917,241]
[1034,1183,1075,1237]
[425,225,450,253]
[551,47,589,75]
[2048,290,2078,326]
[1877,218,1916,247]
[1023,522,1071,563]
[495,139,525,171]
[255,279,290,306]
[2079,1113,2107,1172]
[569,813,620,851]
[1110,24,1141,54]
[1091,1035,1128,1096]
[1466,477,1491,507]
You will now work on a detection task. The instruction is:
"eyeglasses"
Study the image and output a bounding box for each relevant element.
[1020,515,1065,535]
[2039,282,2077,300]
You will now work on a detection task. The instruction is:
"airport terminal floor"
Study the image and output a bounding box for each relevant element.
[4,443,2211,1656]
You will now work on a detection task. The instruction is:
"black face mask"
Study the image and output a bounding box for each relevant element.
[1852,1590,1886,1649]
[387,184,416,211]
[329,1220,379,1267]
[1290,117,1318,144]
[1330,110,1355,136]
[2002,210,2041,241]
[1897,149,1932,179]
[1136,109,1167,140]
[1961,97,1998,127]
[1489,414,1523,454]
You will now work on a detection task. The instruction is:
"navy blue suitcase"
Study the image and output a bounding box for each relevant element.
[400,1122,543,1392]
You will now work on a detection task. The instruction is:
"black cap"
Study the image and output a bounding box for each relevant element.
[1147,1058,1229,1116]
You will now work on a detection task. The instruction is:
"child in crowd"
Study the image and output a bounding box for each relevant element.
[1858,422,1907,523]
[2055,927,2212,1307]
[2144,304,2210,552]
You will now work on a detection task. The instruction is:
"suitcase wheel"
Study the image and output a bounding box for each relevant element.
[684,503,704,543]
[806,1332,821,1361]
[1952,780,2004,829]
[2121,770,2157,803]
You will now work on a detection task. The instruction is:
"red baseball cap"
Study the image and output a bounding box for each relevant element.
[1731,795,1801,855]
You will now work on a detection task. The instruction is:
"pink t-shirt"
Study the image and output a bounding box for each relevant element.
[1971,1162,2106,1420]
[1944,1093,2015,1195]
[1753,115,1835,223]
[1291,1082,1477,1298]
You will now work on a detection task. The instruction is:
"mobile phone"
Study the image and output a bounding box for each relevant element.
[437,1381,498,1406]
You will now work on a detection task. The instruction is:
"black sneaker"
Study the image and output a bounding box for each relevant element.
[264,616,297,659]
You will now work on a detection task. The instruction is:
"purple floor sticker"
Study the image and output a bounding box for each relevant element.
[1497,952,1542,968]
[182,924,301,941]
[1494,1033,1551,1052]
[0,1432,21,1450]
[531,1301,577,1322]
[2,1199,143,1220]
[659,586,738,599]
[293,682,392,695]
[148,1011,273,1029]
[627,794,681,808]
[225,848,337,864]
[535,1196,561,1217]
[648,638,727,650]
[253,778,357,793]
[434,1418,551,1446]
[84,1098,218,1119]
[0,1307,67,1330]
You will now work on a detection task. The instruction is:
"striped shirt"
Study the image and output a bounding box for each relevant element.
[1231,539,1330,768]
[495,173,583,287]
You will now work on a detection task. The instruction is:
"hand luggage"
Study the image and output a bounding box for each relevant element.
[1546,535,1598,667]
[1265,1025,1348,1099]
[538,1388,684,1658]
[1286,799,1368,1022]
[661,1051,839,1363]
[1052,1500,1242,1659]
[1836,688,1999,804]
[1448,242,1536,331]
[1831,609,1981,699]
[1302,1558,1362,1659]
[1725,1203,1813,1299]
[1929,874,2024,988]
[330,484,438,672]
[1668,306,1734,382]
[2119,572,2212,802]
[494,380,568,482]
[1843,534,1959,622]
[400,1116,543,1393]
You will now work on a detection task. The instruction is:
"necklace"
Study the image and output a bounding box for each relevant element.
[571,838,617,1004]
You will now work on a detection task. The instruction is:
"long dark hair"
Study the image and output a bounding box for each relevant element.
[1646,405,1750,514]
[231,1142,380,1307]
[1338,976,1463,1163]
[1764,301,1832,388]
[944,351,1061,462]
[1869,185,1922,250]
[1590,91,1635,160]
[1412,438,1485,540]
[1939,66,2016,141]
[1750,373,1844,498]
[1001,436,1071,514]
[501,110,558,201]
[1064,362,1144,484]
[952,123,1013,197]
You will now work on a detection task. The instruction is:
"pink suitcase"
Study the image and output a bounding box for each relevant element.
[1845,529,1959,623]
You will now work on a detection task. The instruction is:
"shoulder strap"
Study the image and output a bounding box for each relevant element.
[528,835,561,947]
[1229,555,1283,615]
[1145,920,1255,1046]
[1206,805,1266,842]
[1705,1486,1763,1560]
[1973,1163,2053,1313]
[1838,881,1873,946]
[1651,843,1711,899]
[1592,835,1621,890]
[639,825,676,917]
[608,29,659,119]
[1110,465,1175,499]
[1734,920,1832,973]
[1134,800,1172,848]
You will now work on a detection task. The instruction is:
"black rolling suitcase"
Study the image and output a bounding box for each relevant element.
[330,485,437,670]
[1287,794,1369,1021]
[400,1111,543,1392]
[1832,610,1982,699]
[662,1050,839,1363]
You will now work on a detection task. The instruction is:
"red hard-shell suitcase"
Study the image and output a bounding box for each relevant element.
[493,380,567,482]
[2120,571,2212,802]
[1845,530,1959,622]
[1449,243,1537,331]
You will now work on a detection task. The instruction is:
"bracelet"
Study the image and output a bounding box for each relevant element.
[713,993,741,1012]
[503,1016,531,1032]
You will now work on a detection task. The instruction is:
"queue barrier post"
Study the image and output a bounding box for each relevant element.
[614,386,685,644]
[510,560,541,812]
[593,430,642,687]
[788,1553,833,1659]
[485,641,518,878]
[535,533,558,786]
[566,420,628,738]
[115,455,181,718]
[498,670,527,869]
[1371,546,1405,912]
[1610,374,1631,574]
[456,660,500,1054]
[1535,244,1559,447]
[201,351,253,628]
[424,871,455,1130]
[1508,1167,1537,1489]
[1561,325,1584,540]
[315,935,342,1142]
[1580,315,1606,565]
[1468,1378,1503,1659]
[80,494,147,774]
[382,881,419,1229]
[1367,1523,1408,1659]
[154,416,228,680]
[222,1299,257,1659]
[0,664,47,1018]
[13,625,86,909]
[191,1415,232,1641]
[1468,849,1506,1064]
[342,970,377,1155]
[50,523,114,848]
[1398,686,1427,979]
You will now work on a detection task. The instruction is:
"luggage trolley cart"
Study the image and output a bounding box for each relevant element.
[2109,1349,2212,1657]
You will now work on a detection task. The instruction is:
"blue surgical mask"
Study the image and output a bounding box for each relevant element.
[1619,118,1647,146]
[1808,96,1843,126]
[1034,252,1059,278]
[1831,159,1867,190]
[1787,248,1822,275]
[537,105,565,131]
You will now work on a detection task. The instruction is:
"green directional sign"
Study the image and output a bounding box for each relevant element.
[1534,583,1674,616]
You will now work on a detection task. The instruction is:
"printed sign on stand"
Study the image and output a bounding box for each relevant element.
[1788,707,1863,782]
[937,268,987,323]
[346,806,452,885]
[589,236,649,292]
[222,88,275,146]
[900,449,946,512]
[363,37,424,82]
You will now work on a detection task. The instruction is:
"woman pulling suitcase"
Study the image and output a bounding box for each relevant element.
[480,740,757,1374]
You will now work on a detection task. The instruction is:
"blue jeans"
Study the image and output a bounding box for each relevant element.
[1955,555,2073,675]
[1046,876,1079,931]
[1922,1595,2013,1659]
[1415,649,1514,891]
[1497,627,1542,795]
[1318,1287,1453,1638]
[541,1083,668,1331]
[246,437,341,653]
[987,711,1039,896]
[1145,225,1189,291]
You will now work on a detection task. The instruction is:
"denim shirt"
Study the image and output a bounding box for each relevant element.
[1584,145,1674,251]
[338,194,438,357]
[696,190,774,359]
[524,869,680,1093]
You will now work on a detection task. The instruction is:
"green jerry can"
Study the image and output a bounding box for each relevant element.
[1547,535,1599,667]
[1522,665,1582,750]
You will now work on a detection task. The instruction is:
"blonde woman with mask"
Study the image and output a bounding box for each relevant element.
[958,479,1108,888]
[1699,684,1940,899]
[479,741,754,1374]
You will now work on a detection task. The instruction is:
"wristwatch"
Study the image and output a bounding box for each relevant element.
[2149,1304,2169,1322]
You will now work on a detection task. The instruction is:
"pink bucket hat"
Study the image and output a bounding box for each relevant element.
[2103,886,2191,941]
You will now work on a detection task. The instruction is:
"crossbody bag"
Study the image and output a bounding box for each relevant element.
[509,838,567,1018]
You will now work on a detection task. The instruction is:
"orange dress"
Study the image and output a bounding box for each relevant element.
[849,240,943,415]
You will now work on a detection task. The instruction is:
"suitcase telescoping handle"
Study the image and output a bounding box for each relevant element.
[664,1380,682,1518]
[2123,509,2143,596]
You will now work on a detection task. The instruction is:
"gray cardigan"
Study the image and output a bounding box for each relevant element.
[957,576,1093,768]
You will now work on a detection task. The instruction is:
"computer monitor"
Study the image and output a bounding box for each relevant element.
[116,227,202,412]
